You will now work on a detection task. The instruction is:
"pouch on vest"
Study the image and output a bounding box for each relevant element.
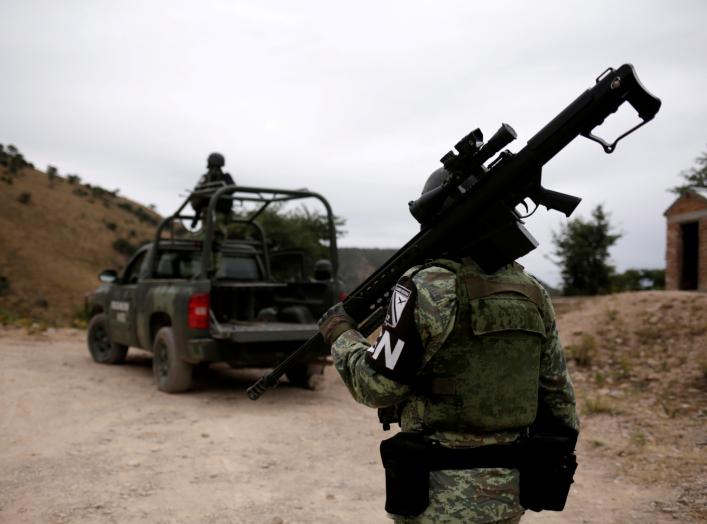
[519,429,578,511]
[468,295,545,430]
[379,432,430,517]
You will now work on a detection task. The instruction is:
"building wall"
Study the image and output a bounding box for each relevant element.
[665,221,681,290]
[701,218,707,291]
[665,194,707,291]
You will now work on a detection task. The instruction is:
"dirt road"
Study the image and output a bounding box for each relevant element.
[0,328,690,524]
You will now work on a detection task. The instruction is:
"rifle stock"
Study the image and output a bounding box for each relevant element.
[247,63,660,400]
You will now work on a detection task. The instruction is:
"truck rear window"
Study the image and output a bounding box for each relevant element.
[215,256,261,281]
[153,249,261,281]
[154,251,201,279]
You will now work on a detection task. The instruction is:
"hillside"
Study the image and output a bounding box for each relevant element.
[0,165,160,324]
[0,162,396,325]
[338,247,397,292]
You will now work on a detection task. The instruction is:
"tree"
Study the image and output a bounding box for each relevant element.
[46,165,58,187]
[671,148,707,194]
[7,146,25,174]
[229,205,346,273]
[552,204,621,295]
[610,268,664,291]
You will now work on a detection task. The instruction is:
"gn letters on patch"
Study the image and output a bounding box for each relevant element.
[366,276,424,383]
[368,331,406,370]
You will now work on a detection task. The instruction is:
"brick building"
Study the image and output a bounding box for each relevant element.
[664,189,707,291]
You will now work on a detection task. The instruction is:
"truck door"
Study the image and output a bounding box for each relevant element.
[108,248,149,347]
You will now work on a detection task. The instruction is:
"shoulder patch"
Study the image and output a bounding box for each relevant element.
[386,281,413,327]
[366,276,424,384]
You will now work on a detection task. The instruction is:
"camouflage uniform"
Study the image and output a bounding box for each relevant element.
[191,165,236,239]
[330,258,578,524]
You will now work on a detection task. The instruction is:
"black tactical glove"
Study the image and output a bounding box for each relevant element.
[318,303,356,345]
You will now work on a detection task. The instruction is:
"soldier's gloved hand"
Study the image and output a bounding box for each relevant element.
[318,303,356,345]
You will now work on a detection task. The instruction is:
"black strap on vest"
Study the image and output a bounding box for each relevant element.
[460,257,544,307]
[463,274,544,307]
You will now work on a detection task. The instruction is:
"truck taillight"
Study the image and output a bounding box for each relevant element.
[188,293,210,329]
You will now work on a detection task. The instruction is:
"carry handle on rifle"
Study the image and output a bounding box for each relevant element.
[582,65,661,154]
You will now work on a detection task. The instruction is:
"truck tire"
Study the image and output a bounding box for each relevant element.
[87,313,128,364]
[152,326,193,393]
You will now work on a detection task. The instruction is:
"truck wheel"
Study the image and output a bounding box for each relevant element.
[152,326,193,393]
[286,363,326,390]
[87,313,128,364]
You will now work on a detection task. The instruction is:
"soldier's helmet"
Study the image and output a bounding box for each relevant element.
[409,166,455,225]
[420,167,450,195]
[207,152,225,168]
[313,259,333,281]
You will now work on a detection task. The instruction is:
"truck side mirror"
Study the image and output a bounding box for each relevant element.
[99,269,118,283]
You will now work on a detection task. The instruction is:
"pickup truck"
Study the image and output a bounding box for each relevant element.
[85,185,341,393]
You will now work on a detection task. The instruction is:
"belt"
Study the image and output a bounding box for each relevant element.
[426,440,520,470]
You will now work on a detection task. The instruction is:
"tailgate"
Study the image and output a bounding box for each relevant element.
[210,320,318,344]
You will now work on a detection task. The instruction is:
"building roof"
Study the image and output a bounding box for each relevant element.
[663,188,707,217]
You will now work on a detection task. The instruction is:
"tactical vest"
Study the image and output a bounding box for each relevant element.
[402,258,547,434]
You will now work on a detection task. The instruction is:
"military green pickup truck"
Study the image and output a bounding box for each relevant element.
[85,185,341,393]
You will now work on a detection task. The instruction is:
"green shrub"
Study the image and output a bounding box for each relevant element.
[72,305,90,329]
[0,307,20,325]
[112,238,136,256]
[46,165,58,186]
[630,430,648,447]
[35,296,49,309]
[616,356,632,379]
[118,202,159,225]
[584,396,616,415]
[0,273,9,295]
[568,333,596,367]
[611,268,665,291]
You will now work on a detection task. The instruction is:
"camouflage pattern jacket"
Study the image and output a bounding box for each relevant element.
[331,259,579,523]
[191,167,235,217]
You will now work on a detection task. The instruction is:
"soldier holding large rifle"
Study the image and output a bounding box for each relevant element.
[250,64,661,523]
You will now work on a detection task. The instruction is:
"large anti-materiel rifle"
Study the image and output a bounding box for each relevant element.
[247,63,661,400]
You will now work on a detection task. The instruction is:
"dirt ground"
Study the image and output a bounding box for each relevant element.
[1,292,705,524]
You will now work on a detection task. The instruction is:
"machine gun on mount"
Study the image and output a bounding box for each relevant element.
[247,63,661,400]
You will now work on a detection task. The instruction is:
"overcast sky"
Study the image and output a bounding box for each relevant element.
[1,0,706,286]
